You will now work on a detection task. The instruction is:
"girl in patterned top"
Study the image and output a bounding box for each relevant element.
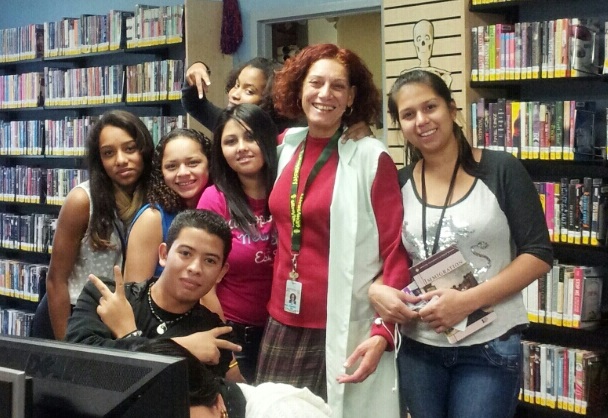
[34,110,155,340]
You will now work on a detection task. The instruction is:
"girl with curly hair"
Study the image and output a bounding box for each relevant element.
[182,57,291,133]
[124,128,211,283]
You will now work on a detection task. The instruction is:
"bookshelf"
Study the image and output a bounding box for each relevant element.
[469,1,608,417]
[0,0,233,337]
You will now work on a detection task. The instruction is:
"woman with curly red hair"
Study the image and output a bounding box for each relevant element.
[255,43,409,418]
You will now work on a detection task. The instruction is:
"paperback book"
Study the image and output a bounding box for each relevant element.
[406,245,496,344]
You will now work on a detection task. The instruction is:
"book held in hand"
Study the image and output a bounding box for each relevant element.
[408,245,497,344]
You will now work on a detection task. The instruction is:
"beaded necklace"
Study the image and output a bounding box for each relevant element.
[147,282,194,335]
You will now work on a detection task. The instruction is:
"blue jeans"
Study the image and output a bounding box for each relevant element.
[398,333,522,418]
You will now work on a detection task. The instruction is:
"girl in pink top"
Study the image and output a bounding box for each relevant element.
[197,103,278,382]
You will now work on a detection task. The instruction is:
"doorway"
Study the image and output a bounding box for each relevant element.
[263,11,383,134]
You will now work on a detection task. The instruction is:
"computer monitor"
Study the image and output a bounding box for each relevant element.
[0,335,189,418]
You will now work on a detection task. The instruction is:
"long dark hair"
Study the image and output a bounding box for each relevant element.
[211,104,278,235]
[146,128,212,213]
[87,110,154,250]
[387,69,480,175]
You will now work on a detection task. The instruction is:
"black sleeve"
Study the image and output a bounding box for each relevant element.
[483,151,553,266]
[180,84,223,131]
[397,164,414,188]
[64,280,148,350]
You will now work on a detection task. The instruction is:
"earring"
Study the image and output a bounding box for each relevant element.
[220,410,229,418]
[345,106,353,116]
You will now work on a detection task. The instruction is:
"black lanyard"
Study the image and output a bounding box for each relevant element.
[421,158,460,259]
[289,128,342,264]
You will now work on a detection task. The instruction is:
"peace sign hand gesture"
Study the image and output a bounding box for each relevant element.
[89,265,137,339]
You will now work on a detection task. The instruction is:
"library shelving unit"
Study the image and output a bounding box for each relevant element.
[0,7,188,336]
[469,0,608,417]
[0,0,233,337]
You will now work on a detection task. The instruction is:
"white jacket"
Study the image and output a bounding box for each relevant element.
[277,128,400,418]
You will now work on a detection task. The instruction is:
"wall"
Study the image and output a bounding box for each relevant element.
[337,13,383,138]
[308,19,338,45]
[382,0,473,166]
[244,0,380,62]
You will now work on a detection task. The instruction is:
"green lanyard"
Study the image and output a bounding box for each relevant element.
[289,128,343,278]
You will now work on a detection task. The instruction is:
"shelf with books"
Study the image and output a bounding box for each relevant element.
[469,6,608,84]
[468,2,608,417]
[0,3,189,323]
[0,42,184,70]
[470,0,593,15]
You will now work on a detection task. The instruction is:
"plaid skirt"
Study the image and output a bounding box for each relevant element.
[255,316,327,400]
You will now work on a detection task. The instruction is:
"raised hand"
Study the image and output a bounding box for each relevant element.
[185,62,211,99]
[88,265,137,338]
[172,326,242,365]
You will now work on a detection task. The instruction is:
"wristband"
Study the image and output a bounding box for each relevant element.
[120,329,143,339]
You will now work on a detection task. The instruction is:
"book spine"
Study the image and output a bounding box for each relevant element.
[598,185,608,243]
[556,265,565,326]
[471,27,479,82]
[533,343,541,404]
[531,21,541,78]
[515,22,522,80]
[488,102,496,149]
[567,179,579,244]
[567,348,576,411]
[521,101,529,159]
[546,345,557,408]
[574,350,584,413]
[571,266,583,328]
[511,100,520,158]
[478,26,486,82]
[541,21,549,79]
[580,272,602,322]
[548,20,555,78]
[546,182,555,240]
[539,102,549,159]
[531,101,540,159]
[591,178,602,245]
[539,344,547,406]
[556,347,564,409]
[496,98,506,151]
[581,177,593,244]
[563,267,574,327]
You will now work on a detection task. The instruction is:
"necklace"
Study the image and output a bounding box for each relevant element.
[147,282,193,335]
[420,158,460,259]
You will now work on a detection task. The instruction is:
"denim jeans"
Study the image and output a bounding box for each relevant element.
[398,332,522,418]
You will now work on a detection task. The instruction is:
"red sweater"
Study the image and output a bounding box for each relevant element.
[268,135,410,334]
